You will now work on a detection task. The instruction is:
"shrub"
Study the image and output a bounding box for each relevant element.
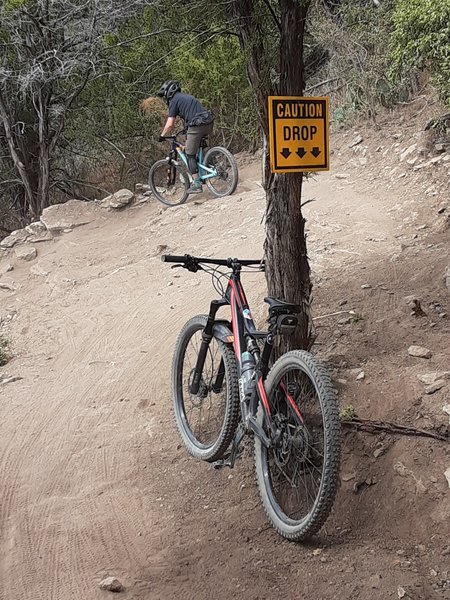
[390,0,450,107]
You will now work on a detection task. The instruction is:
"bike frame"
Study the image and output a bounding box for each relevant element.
[166,133,217,182]
[190,265,304,451]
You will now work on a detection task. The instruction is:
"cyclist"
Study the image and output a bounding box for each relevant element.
[156,80,214,194]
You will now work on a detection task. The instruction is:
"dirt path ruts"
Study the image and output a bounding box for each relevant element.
[0,145,449,600]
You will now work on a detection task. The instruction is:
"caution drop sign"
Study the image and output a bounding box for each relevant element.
[268,96,329,173]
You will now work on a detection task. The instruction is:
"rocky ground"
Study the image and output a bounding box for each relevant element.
[0,100,449,600]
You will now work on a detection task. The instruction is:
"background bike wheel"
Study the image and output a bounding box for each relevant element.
[148,159,189,206]
[254,350,341,541]
[172,315,240,462]
[204,147,238,197]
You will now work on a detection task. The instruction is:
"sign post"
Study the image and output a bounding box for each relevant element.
[268,96,329,173]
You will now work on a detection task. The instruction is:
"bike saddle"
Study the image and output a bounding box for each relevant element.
[264,297,302,314]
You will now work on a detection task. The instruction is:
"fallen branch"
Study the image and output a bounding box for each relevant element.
[342,416,448,441]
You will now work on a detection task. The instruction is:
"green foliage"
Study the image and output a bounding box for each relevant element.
[350,313,363,325]
[0,334,10,366]
[339,405,355,422]
[390,0,450,106]
[167,35,257,148]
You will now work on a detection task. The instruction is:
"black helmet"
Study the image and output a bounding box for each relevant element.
[156,80,181,103]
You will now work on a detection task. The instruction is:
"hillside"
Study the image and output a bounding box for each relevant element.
[0,106,449,600]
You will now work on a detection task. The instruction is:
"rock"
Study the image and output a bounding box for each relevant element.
[361,283,371,289]
[394,462,412,478]
[349,134,363,148]
[443,404,450,423]
[373,447,384,458]
[41,199,99,231]
[30,264,49,277]
[425,379,445,394]
[155,244,168,255]
[368,573,382,589]
[356,371,365,380]
[14,246,37,261]
[417,372,450,385]
[99,577,124,593]
[0,374,22,385]
[0,263,13,275]
[25,221,47,236]
[408,345,432,359]
[0,229,28,248]
[106,189,134,209]
[312,548,322,556]
[397,586,406,599]
[134,183,151,192]
[335,173,350,179]
[444,468,450,489]
[400,144,417,162]
[0,281,15,292]
[444,266,450,290]
[404,295,426,317]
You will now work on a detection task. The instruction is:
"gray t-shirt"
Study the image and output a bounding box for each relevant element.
[168,93,212,127]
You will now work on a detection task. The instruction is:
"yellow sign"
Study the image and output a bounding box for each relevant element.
[268,96,329,173]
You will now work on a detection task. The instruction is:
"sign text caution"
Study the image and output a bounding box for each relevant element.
[268,96,329,173]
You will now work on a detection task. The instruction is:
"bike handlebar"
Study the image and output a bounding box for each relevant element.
[161,254,264,271]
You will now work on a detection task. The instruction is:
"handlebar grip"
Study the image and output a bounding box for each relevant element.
[161,254,187,263]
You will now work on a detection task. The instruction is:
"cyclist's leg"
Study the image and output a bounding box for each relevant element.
[186,123,213,192]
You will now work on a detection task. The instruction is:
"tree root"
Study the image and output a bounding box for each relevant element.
[342,416,449,441]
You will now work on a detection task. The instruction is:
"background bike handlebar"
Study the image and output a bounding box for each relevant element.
[161,254,263,267]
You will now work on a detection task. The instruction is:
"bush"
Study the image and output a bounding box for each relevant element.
[390,0,450,107]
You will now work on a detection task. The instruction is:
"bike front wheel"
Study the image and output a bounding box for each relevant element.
[148,159,189,206]
[172,315,240,462]
[254,350,341,541]
[204,147,238,197]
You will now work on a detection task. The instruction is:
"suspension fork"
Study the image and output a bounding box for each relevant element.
[189,299,227,395]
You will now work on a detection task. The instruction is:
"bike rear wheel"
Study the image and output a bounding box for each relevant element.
[172,315,240,462]
[254,350,341,541]
[148,159,189,206]
[204,147,238,197]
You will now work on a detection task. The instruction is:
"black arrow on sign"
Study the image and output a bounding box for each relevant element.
[311,147,321,158]
[296,147,307,158]
[280,148,291,159]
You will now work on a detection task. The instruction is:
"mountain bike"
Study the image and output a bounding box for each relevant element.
[162,253,341,541]
[149,131,238,206]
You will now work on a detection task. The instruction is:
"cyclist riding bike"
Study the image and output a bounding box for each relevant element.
[156,80,214,194]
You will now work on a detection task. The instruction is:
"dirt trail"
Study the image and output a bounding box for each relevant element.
[0,127,449,600]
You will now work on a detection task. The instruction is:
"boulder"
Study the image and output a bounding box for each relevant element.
[408,345,432,359]
[25,221,47,236]
[105,189,135,209]
[0,229,28,249]
[99,577,124,593]
[40,199,99,232]
[14,246,37,261]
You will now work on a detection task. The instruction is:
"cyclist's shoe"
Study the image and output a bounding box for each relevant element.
[187,179,203,194]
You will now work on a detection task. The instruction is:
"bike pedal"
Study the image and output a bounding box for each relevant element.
[212,459,232,470]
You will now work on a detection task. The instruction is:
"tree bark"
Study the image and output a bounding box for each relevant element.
[0,93,36,216]
[232,0,313,350]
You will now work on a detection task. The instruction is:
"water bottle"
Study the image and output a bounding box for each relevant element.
[240,351,255,398]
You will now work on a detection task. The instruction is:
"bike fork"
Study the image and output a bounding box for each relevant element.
[189,300,226,395]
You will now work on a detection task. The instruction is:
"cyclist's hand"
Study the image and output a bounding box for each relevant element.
[157,135,165,142]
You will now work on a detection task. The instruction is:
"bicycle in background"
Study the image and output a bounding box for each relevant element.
[162,253,341,541]
[149,131,238,206]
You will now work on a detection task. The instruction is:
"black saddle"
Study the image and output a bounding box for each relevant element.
[264,297,302,314]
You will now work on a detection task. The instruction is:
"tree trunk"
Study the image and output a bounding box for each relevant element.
[0,93,36,216]
[37,88,51,216]
[232,0,313,350]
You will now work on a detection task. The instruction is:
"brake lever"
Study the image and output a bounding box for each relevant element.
[170,264,183,269]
